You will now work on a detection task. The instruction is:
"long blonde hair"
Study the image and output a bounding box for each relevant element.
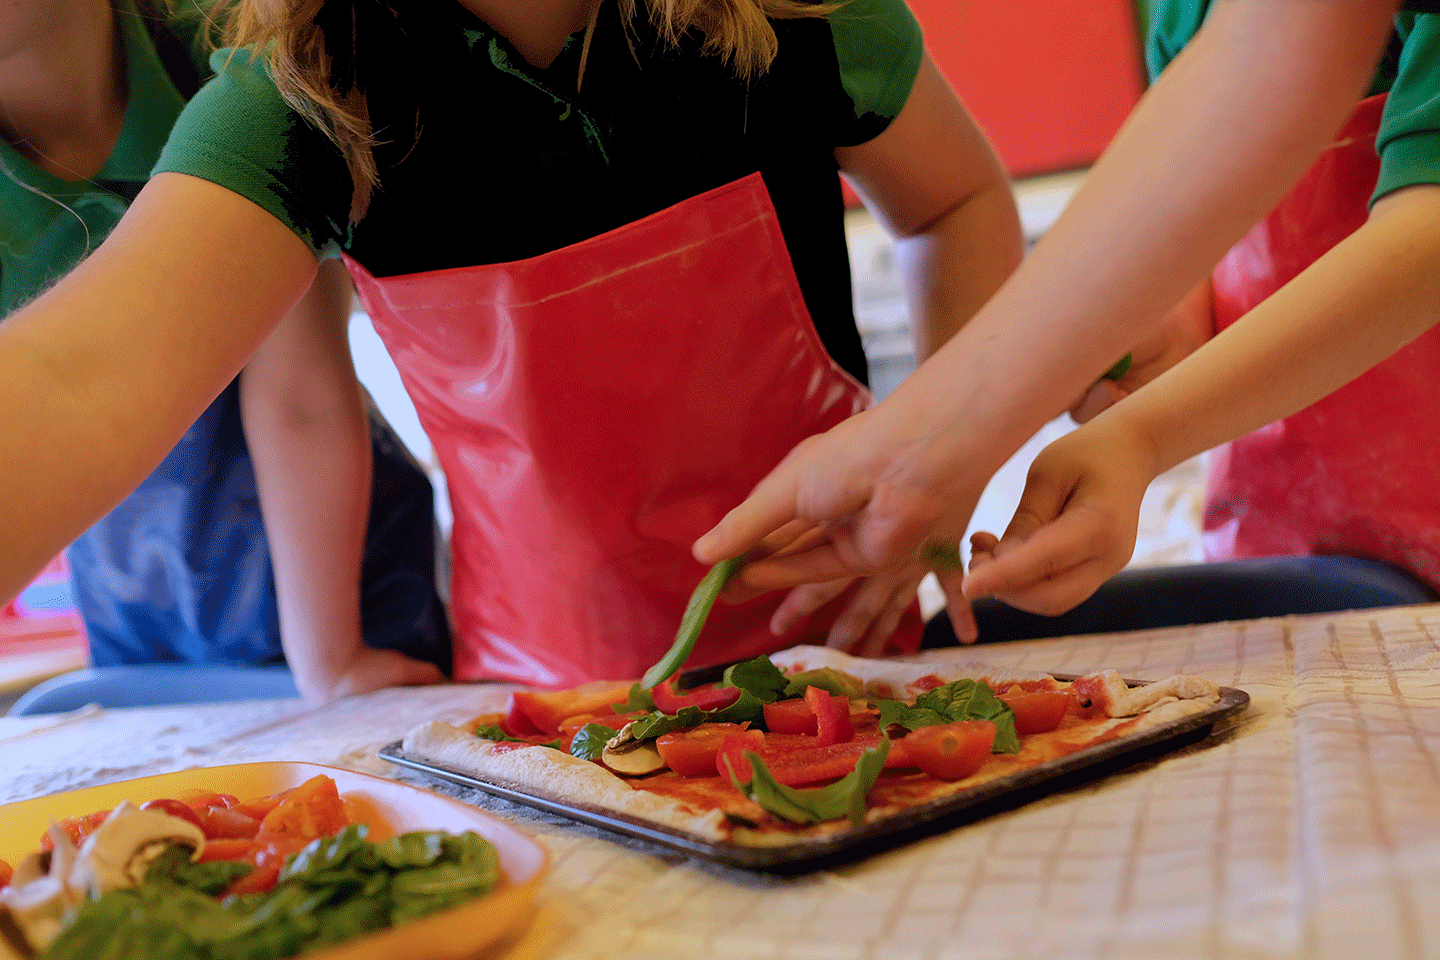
[222,0,834,222]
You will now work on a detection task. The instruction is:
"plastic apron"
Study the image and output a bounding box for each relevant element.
[1204,94,1440,590]
[346,173,922,688]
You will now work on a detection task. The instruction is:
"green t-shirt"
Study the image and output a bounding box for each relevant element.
[0,1,209,313]
[1146,1,1440,206]
[154,0,924,384]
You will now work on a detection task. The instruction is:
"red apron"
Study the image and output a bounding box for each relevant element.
[346,173,921,687]
[1204,94,1440,590]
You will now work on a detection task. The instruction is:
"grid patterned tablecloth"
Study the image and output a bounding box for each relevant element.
[3,604,1439,960]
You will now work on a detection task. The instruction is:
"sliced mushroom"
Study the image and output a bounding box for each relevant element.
[71,801,206,895]
[602,723,667,776]
[0,803,206,956]
[0,826,82,956]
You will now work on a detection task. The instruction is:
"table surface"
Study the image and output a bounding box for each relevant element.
[4,604,1439,960]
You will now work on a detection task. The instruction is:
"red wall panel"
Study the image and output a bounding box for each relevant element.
[909,0,1147,178]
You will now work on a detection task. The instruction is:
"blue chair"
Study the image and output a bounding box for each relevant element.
[924,555,1440,646]
[7,664,299,717]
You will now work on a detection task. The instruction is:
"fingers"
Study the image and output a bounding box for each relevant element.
[1069,380,1126,424]
[933,566,977,642]
[960,508,1120,616]
[769,577,854,636]
[822,568,922,657]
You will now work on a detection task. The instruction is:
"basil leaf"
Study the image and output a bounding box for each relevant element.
[640,557,742,689]
[720,656,789,704]
[569,723,616,761]
[45,829,502,960]
[473,724,561,751]
[780,667,864,700]
[625,687,768,742]
[610,683,655,714]
[726,738,890,826]
[874,679,1021,754]
[144,844,253,896]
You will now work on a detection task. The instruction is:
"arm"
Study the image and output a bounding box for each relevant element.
[0,173,316,603]
[963,183,1440,612]
[239,259,445,701]
[754,51,1023,649]
[696,0,1399,590]
[1068,279,1213,424]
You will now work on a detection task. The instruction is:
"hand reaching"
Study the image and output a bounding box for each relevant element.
[961,418,1158,616]
[1070,280,1214,424]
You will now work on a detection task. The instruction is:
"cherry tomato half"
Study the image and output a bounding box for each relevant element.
[901,721,995,781]
[997,690,1071,735]
[655,723,750,777]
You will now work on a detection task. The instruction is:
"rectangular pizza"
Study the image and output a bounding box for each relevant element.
[394,646,1246,867]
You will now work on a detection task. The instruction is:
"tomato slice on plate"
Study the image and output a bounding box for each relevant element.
[900,721,995,781]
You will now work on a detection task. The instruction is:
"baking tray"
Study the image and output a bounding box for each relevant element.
[380,681,1249,873]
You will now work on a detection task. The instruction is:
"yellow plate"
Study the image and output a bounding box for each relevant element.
[0,762,549,960]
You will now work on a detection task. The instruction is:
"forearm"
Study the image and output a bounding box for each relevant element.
[895,176,1023,362]
[1107,185,1440,479]
[881,0,1398,481]
[241,259,371,701]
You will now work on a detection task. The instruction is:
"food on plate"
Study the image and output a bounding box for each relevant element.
[401,645,1224,846]
[0,774,501,960]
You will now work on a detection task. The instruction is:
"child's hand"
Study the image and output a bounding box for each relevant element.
[767,561,930,657]
[1070,280,1215,424]
[961,421,1157,616]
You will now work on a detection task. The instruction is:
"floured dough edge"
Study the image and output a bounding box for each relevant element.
[402,721,728,842]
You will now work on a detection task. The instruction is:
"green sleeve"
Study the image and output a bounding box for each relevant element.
[826,0,925,145]
[152,47,353,258]
[1144,0,1208,82]
[1374,14,1440,202]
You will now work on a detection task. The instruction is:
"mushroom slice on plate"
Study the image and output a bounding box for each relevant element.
[602,723,667,776]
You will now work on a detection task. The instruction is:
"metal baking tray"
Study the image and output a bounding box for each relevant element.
[379,681,1249,873]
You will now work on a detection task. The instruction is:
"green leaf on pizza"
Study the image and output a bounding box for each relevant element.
[473,725,560,751]
[640,557,742,689]
[610,683,655,714]
[780,667,864,700]
[569,723,617,761]
[726,738,890,826]
[719,656,790,703]
[875,679,1020,753]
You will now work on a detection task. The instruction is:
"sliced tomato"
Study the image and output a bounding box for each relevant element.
[720,731,907,786]
[201,806,264,841]
[655,723,749,777]
[715,730,769,781]
[805,686,853,747]
[0,858,13,890]
[171,789,238,814]
[507,681,635,737]
[901,721,995,781]
[651,678,742,714]
[196,837,261,863]
[229,795,286,821]
[997,689,1071,734]
[762,697,817,735]
[257,774,348,841]
[40,809,111,852]
[139,798,206,833]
